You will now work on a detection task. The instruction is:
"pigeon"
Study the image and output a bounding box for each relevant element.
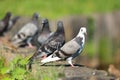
[11,13,40,47]
[7,16,20,31]
[41,27,87,67]
[28,21,65,69]
[32,18,53,48]
[0,12,12,36]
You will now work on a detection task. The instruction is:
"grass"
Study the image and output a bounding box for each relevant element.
[0,46,64,80]
[30,63,64,80]
[0,54,64,80]
[0,0,120,19]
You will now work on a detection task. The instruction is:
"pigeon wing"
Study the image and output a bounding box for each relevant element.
[43,34,65,54]
[60,40,80,56]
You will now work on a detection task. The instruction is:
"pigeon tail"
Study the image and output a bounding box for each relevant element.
[27,57,33,70]
[32,13,39,21]
[27,49,44,70]
[41,54,61,64]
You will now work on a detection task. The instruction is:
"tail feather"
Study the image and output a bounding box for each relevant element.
[27,57,33,70]
[27,50,43,70]
[41,54,61,64]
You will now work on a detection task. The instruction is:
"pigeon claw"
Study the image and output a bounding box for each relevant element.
[70,64,75,67]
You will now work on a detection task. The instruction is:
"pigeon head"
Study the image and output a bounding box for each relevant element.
[56,21,65,34]
[42,18,48,24]
[41,18,50,32]
[80,27,87,34]
[2,12,12,22]
[32,13,39,20]
[76,27,87,37]
[57,21,63,27]
[6,12,12,17]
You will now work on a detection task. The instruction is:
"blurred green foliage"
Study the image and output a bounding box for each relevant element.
[0,0,120,19]
[31,63,64,80]
[0,56,29,80]
[0,55,64,80]
[98,37,113,63]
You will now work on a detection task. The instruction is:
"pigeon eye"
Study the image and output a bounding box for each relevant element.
[81,29,83,32]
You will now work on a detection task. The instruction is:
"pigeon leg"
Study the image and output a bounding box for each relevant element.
[27,37,34,48]
[28,42,34,48]
[67,57,74,67]
[67,59,74,67]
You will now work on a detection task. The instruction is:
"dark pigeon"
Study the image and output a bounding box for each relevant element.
[7,16,20,31]
[11,13,40,47]
[28,21,65,69]
[32,18,53,48]
[0,12,12,36]
[41,27,87,67]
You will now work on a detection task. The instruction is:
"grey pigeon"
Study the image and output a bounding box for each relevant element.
[32,18,53,48]
[28,21,65,69]
[0,12,12,36]
[41,27,87,67]
[11,13,39,47]
[7,16,20,31]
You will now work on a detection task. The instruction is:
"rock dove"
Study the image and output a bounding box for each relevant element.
[0,12,12,36]
[28,21,65,69]
[11,13,40,47]
[32,18,53,48]
[7,16,20,31]
[41,27,87,67]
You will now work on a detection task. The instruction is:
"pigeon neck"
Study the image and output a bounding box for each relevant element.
[42,23,51,32]
[32,17,38,22]
[2,14,11,24]
[56,26,65,35]
[32,17,39,26]
[76,33,85,46]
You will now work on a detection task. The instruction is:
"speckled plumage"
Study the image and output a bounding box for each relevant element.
[28,21,65,69]
[41,27,87,67]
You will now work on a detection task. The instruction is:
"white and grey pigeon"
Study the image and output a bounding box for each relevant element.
[32,18,53,48]
[28,21,65,69]
[11,13,39,47]
[0,12,12,36]
[41,27,87,67]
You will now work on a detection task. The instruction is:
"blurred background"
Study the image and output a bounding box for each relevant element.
[0,0,120,70]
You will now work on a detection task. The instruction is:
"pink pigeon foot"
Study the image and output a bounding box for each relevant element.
[28,43,35,48]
